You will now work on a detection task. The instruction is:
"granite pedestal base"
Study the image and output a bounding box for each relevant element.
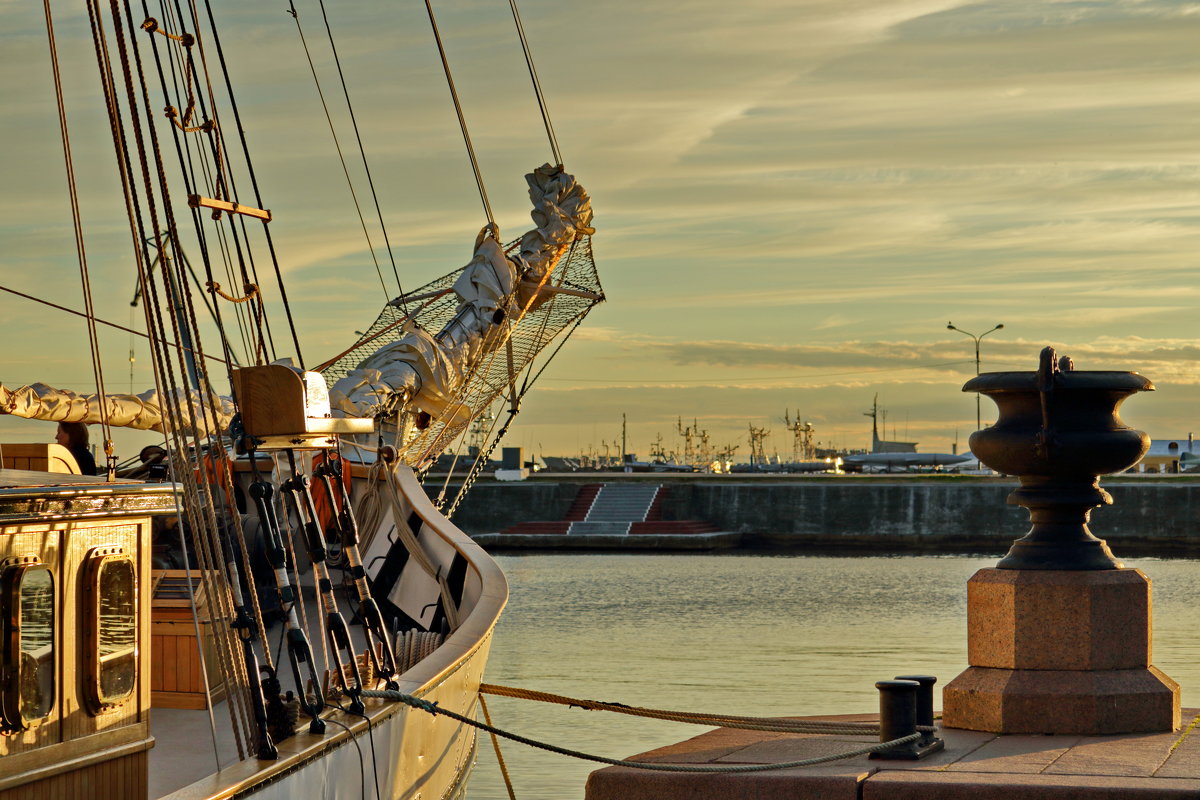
[943,568,1180,735]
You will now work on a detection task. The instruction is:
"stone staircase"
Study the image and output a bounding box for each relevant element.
[566,484,659,533]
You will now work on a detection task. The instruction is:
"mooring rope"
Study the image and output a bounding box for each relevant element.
[478,694,518,800]
[479,683,915,735]
[360,689,921,773]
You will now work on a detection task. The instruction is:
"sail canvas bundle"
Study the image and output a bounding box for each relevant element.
[0,382,235,437]
[328,164,596,427]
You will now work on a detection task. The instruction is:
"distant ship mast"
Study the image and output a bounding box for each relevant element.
[748,423,770,467]
[783,410,815,462]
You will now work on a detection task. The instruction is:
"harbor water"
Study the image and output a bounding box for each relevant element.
[467,553,1200,800]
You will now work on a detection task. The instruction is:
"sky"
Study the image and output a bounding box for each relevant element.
[3,0,1200,463]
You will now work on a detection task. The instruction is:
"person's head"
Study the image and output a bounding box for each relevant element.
[55,422,89,450]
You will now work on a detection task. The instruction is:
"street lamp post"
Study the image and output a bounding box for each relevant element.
[947,322,1004,431]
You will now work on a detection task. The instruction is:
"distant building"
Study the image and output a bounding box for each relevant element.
[541,455,581,472]
[873,435,918,454]
[1136,436,1196,473]
[864,395,917,454]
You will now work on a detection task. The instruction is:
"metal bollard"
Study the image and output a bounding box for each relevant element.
[894,674,939,747]
[869,680,921,760]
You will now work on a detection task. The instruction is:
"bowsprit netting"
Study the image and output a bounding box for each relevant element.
[320,233,602,467]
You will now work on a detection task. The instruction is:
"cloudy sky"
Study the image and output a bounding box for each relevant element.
[3,0,1200,462]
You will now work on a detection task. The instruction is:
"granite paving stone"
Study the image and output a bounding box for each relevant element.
[943,733,1083,774]
[585,767,870,800]
[1042,729,1182,777]
[713,737,883,764]
[861,770,1200,799]
[1154,713,1200,778]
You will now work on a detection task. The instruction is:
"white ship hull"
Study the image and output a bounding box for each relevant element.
[158,464,509,800]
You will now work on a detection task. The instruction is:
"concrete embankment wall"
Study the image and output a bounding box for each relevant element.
[661,481,1200,554]
[443,479,1200,555]
[437,482,580,536]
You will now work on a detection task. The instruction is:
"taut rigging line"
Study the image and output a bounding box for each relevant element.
[285,0,393,302]
[0,282,229,367]
[43,0,117,479]
[313,0,408,304]
[424,0,495,227]
[142,0,274,368]
[507,0,562,167]
[196,0,306,368]
[82,0,254,758]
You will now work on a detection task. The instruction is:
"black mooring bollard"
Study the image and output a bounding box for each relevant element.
[870,680,921,760]
[894,674,939,747]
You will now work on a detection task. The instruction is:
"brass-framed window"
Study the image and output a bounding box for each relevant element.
[84,547,137,714]
[1,557,55,731]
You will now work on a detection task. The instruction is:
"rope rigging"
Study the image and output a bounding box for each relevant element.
[423,0,495,227]
[312,0,408,305]
[197,0,306,368]
[83,0,251,757]
[151,6,256,364]
[179,5,277,367]
[152,17,271,368]
[0,283,229,367]
[104,0,354,758]
[44,0,118,480]
[31,0,605,770]
[443,309,589,518]
[285,0,392,301]
[320,232,603,481]
[140,0,270,368]
[270,0,595,503]
[414,0,582,493]
[506,0,562,167]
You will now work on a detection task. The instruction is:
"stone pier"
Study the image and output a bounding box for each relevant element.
[584,709,1200,799]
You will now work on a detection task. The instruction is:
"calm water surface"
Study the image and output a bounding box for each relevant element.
[467,554,1200,800]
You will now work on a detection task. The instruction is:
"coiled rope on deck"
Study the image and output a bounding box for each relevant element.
[360,688,921,773]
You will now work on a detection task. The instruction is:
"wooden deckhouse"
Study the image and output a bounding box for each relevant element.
[0,471,176,798]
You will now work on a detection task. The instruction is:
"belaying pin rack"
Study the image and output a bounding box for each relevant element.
[232,364,372,451]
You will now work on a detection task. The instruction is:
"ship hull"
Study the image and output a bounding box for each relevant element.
[158,463,508,799]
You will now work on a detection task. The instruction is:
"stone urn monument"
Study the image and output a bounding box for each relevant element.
[942,347,1180,735]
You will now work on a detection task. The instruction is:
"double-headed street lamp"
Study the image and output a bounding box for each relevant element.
[947,322,1004,431]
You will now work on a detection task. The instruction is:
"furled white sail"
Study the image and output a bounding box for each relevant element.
[329,164,593,422]
[0,382,236,437]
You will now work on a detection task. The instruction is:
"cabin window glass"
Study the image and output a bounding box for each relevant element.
[2,563,55,730]
[87,554,137,710]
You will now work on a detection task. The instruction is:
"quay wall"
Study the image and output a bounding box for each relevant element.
[438,482,580,535]
[441,478,1200,555]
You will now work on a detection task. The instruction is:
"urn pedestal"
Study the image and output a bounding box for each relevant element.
[941,348,1180,735]
[942,568,1179,734]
